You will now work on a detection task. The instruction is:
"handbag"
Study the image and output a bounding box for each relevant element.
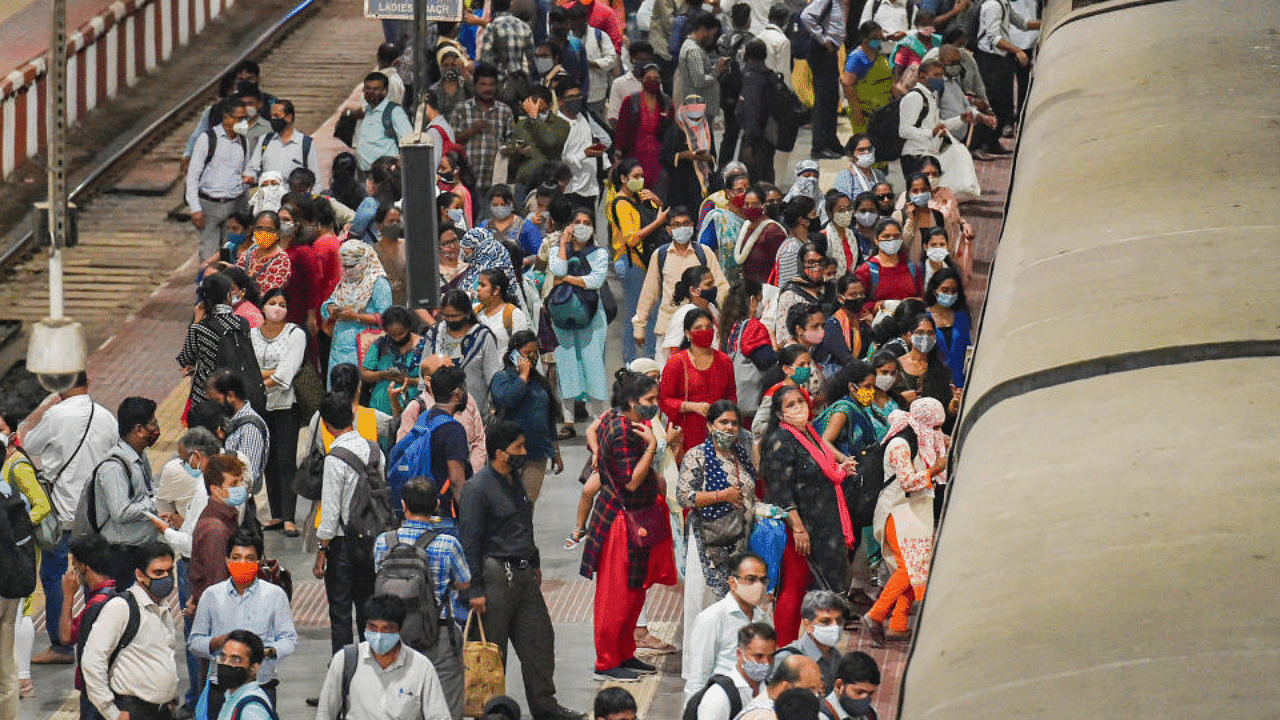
[698,508,745,547]
[334,112,357,147]
[463,610,505,718]
[623,501,671,549]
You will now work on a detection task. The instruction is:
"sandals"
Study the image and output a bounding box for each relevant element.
[283,522,300,538]
[564,527,586,550]
[635,633,677,654]
[18,678,34,699]
[557,424,577,440]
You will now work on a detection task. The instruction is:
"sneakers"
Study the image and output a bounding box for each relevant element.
[811,148,844,160]
[534,705,589,720]
[620,657,658,674]
[592,666,642,682]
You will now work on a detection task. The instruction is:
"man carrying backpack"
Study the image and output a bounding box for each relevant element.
[185,96,250,262]
[388,367,472,526]
[54,535,116,720]
[684,623,777,720]
[372,478,471,720]
[344,72,414,173]
[244,99,320,184]
[314,394,389,655]
[209,630,277,720]
[77,397,162,590]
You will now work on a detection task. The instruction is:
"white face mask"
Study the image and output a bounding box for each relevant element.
[874,373,896,391]
[855,152,876,168]
[572,223,594,242]
[812,623,842,647]
[733,578,767,606]
[926,246,949,263]
[447,208,467,229]
[878,238,903,255]
[245,105,259,119]
[232,119,250,136]
[855,211,879,227]
[670,226,694,244]
[911,333,937,353]
[832,210,853,229]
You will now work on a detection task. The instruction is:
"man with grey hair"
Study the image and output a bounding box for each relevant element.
[773,590,849,693]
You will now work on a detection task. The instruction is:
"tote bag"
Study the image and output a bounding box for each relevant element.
[463,610,505,717]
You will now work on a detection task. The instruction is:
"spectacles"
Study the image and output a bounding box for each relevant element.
[875,193,894,200]
[735,574,766,584]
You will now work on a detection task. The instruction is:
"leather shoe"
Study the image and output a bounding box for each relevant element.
[861,612,886,647]
[810,148,843,160]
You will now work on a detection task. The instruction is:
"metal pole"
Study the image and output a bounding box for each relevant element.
[400,140,439,310]
[47,0,68,321]
[412,0,429,126]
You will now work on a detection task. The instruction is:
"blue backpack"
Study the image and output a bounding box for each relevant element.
[387,410,461,515]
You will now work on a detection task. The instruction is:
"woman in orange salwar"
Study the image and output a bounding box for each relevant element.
[861,397,948,645]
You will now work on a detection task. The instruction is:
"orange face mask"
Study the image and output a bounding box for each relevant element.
[227,560,259,586]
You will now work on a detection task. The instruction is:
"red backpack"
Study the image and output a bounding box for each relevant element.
[428,122,465,160]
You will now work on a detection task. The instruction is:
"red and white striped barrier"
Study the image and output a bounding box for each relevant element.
[0,0,237,178]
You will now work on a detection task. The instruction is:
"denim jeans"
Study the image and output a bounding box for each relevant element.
[177,558,201,708]
[617,257,656,364]
[39,530,73,653]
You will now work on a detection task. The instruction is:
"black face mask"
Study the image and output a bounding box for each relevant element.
[439,171,457,183]
[214,663,251,691]
[268,117,288,134]
[561,97,584,115]
[506,452,528,477]
[843,298,865,312]
[808,216,823,232]
[445,318,469,332]
[839,695,873,718]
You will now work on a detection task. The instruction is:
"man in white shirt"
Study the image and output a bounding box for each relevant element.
[735,653,824,720]
[376,43,406,105]
[570,5,618,119]
[684,553,772,702]
[20,371,117,664]
[314,594,451,720]
[245,99,320,184]
[607,41,653,126]
[897,58,974,178]
[185,96,249,261]
[313,394,386,655]
[929,44,998,157]
[691,623,776,720]
[557,80,608,211]
[973,0,1039,150]
[757,6,793,87]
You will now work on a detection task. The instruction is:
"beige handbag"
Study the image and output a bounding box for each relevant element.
[463,610,505,717]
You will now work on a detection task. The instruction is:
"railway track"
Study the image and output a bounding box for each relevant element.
[0,0,382,354]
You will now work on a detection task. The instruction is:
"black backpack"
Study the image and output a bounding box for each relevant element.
[851,426,918,531]
[766,71,809,153]
[865,87,929,161]
[72,456,132,540]
[210,319,268,414]
[373,528,446,652]
[0,480,37,599]
[720,32,752,114]
[76,590,141,674]
[683,675,742,720]
[329,440,396,541]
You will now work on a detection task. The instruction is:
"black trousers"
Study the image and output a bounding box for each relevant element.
[324,536,377,654]
[808,42,841,153]
[478,557,559,715]
[974,49,1016,135]
[719,112,741,167]
[741,136,776,184]
[263,407,299,523]
[113,696,172,720]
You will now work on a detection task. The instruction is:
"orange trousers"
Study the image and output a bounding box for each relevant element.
[867,516,924,633]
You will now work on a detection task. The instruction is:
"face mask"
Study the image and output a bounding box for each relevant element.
[563,96,584,117]
[0,432,9,449]
[911,334,937,353]
[832,210,853,228]
[925,77,945,95]
[686,110,704,122]
[689,327,715,348]
[280,221,296,238]
[182,459,202,478]
[225,232,248,249]
[445,317,469,331]
[855,211,878,227]
[447,208,466,227]
[843,296,865,313]
[227,560,259,586]
[878,238,902,255]
[534,57,555,74]
[743,206,764,222]
[945,64,963,78]
[926,246,949,263]
[782,401,809,427]
[765,200,783,219]
[734,578,767,606]
[263,304,287,322]
[839,695,873,718]
[854,387,876,406]
[214,663,251,691]
[874,373,896,391]
[867,38,882,52]
[670,226,694,244]
[642,79,661,94]
[804,328,825,346]
[490,204,514,220]
[697,286,718,305]
[144,573,174,600]
[232,119,250,136]
[268,117,288,134]
[444,69,461,81]
[730,192,747,209]
[741,658,771,683]
[439,171,457,184]
[928,174,942,190]
[789,366,811,385]
[807,216,823,233]
[711,429,737,450]
[225,485,248,507]
[365,630,401,655]
[572,223,594,242]
[505,451,528,476]
[936,292,958,307]
[253,229,278,248]
[855,152,876,168]
[910,192,932,207]
[625,177,645,193]
[812,623,842,647]
[382,222,403,242]
[635,402,659,421]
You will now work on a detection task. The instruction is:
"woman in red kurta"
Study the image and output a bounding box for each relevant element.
[659,308,737,453]
[854,218,923,311]
[240,211,293,294]
[615,65,673,195]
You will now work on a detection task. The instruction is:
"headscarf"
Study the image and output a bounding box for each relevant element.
[329,240,387,311]
[675,94,713,196]
[251,171,285,214]
[783,159,827,224]
[459,227,516,295]
[883,397,948,482]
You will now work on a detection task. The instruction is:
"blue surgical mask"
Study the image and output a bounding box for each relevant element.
[925,77,945,95]
[936,292,958,307]
[182,460,202,479]
[225,485,248,507]
[867,38,883,52]
[909,192,932,207]
[225,232,248,249]
[366,630,401,655]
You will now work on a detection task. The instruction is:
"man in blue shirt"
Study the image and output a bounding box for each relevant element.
[345,72,414,172]
[373,478,471,720]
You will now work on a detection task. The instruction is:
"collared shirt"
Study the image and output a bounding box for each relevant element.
[373,518,471,616]
[315,642,452,720]
[81,584,179,720]
[478,13,534,77]
[217,682,274,720]
[776,631,842,693]
[21,393,117,524]
[923,46,988,104]
[757,25,792,84]
[559,111,598,197]
[696,668,755,720]
[186,124,247,212]
[684,593,769,702]
[936,76,975,121]
[318,430,385,541]
[458,464,538,599]
[246,129,321,181]
[190,499,238,602]
[356,99,414,171]
[977,0,1032,55]
[378,66,406,105]
[189,578,297,682]
[93,441,158,545]
[800,0,847,51]
[225,404,269,488]
[579,27,617,103]
[607,73,642,123]
[677,38,720,119]
[736,690,779,720]
[449,98,514,189]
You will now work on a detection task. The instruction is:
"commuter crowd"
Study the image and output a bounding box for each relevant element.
[0,0,1040,716]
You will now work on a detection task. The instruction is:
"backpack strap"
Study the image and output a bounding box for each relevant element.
[105,592,141,670]
[87,456,133,533]
[711,675,743,719]
[230,694,279,720]
[202,128,218,171]
[337,643,360,720]
[53,402,96,486]
[261,132,275,151]
[382,102,400,141]
[302,134,314,169]
[912,87,929,128]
